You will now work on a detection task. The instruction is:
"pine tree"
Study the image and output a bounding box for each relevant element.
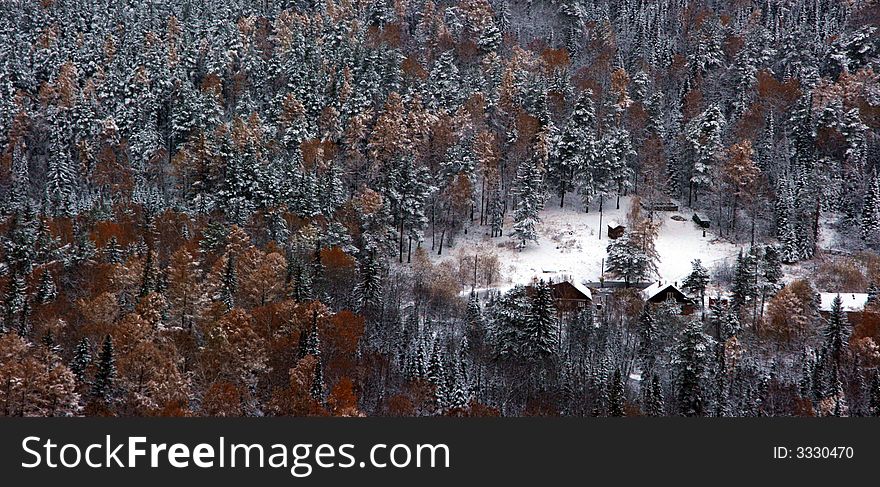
[637,307,658,376]
[70,337,91,384]
[35,270,57,305]
[91,334,116,401]
[822,295,850,387]
[645,373,665,416]
[674,322,711,416]
[525,280,558,363]
[354,251,382,310]
[762,245,783,287]
[608,367,626,417]
[731,250,757,309]
[511,155,545,249]
[682,259,710,317]
[861,172,880,243]
[215,251,236,309]
[104,236,123,264]
[685,104,725,204]
[551,90,597,207]
[606,233,657,285]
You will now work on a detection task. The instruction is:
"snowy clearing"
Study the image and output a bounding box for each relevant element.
[433,196,744,291]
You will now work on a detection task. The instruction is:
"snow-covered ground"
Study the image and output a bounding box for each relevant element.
[434,196,744,291]
[816,211,843,253]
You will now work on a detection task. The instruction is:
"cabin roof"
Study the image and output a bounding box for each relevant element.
[540,274,592,300]
[641,277,688,301]
[818,293,869,312]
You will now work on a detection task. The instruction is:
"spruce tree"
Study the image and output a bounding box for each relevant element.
[685,104,725,204]
[822,295,850,388]
[36,270,57,305]
[674,322,711,416]
[645,373,665,416]
[104,236,123,264]
[637,307,658,376]
[525,280,558,363]
[311,355,325,405]
[92,335,116,401]
[354,251,382,310]
[682,259,710,317]
[762,245,783,287]
[606,233,656,285]
[861,172,880,243]
[608,367,626,417]
[511,155,545,249]
[731,250,757,309]
[551,90,597,207]
[220,254,237,309]
[70,337,91,384]
[140,250,158,298]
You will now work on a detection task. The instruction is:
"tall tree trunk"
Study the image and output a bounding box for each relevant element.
[731,193,738,236]
[399,219,405,263]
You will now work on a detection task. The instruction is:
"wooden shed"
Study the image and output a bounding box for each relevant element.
[607,221,625,239]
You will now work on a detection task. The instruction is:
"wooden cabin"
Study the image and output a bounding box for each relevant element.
[548,280,593,315]
[641,280,695,314]
[818,293,869,317]
[692,212,711,228]
[525,276,593,317]
[607,221,625,239]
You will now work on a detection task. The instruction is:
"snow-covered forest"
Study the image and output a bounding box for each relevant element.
[1,0,879,417]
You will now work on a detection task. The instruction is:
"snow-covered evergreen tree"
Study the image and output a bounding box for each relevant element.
[511,155,545,249]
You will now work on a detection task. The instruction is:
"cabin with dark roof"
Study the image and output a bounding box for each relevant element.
[641,279,695,314]
[548,280,592,315]
[525,276,593,318]
[607,221,625,239]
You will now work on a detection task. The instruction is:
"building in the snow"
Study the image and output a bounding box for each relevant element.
[641,279,695,314]
[527,275,593,317]
[607,221,625,239]
[548,280,592,316]
[818,293,870,316]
